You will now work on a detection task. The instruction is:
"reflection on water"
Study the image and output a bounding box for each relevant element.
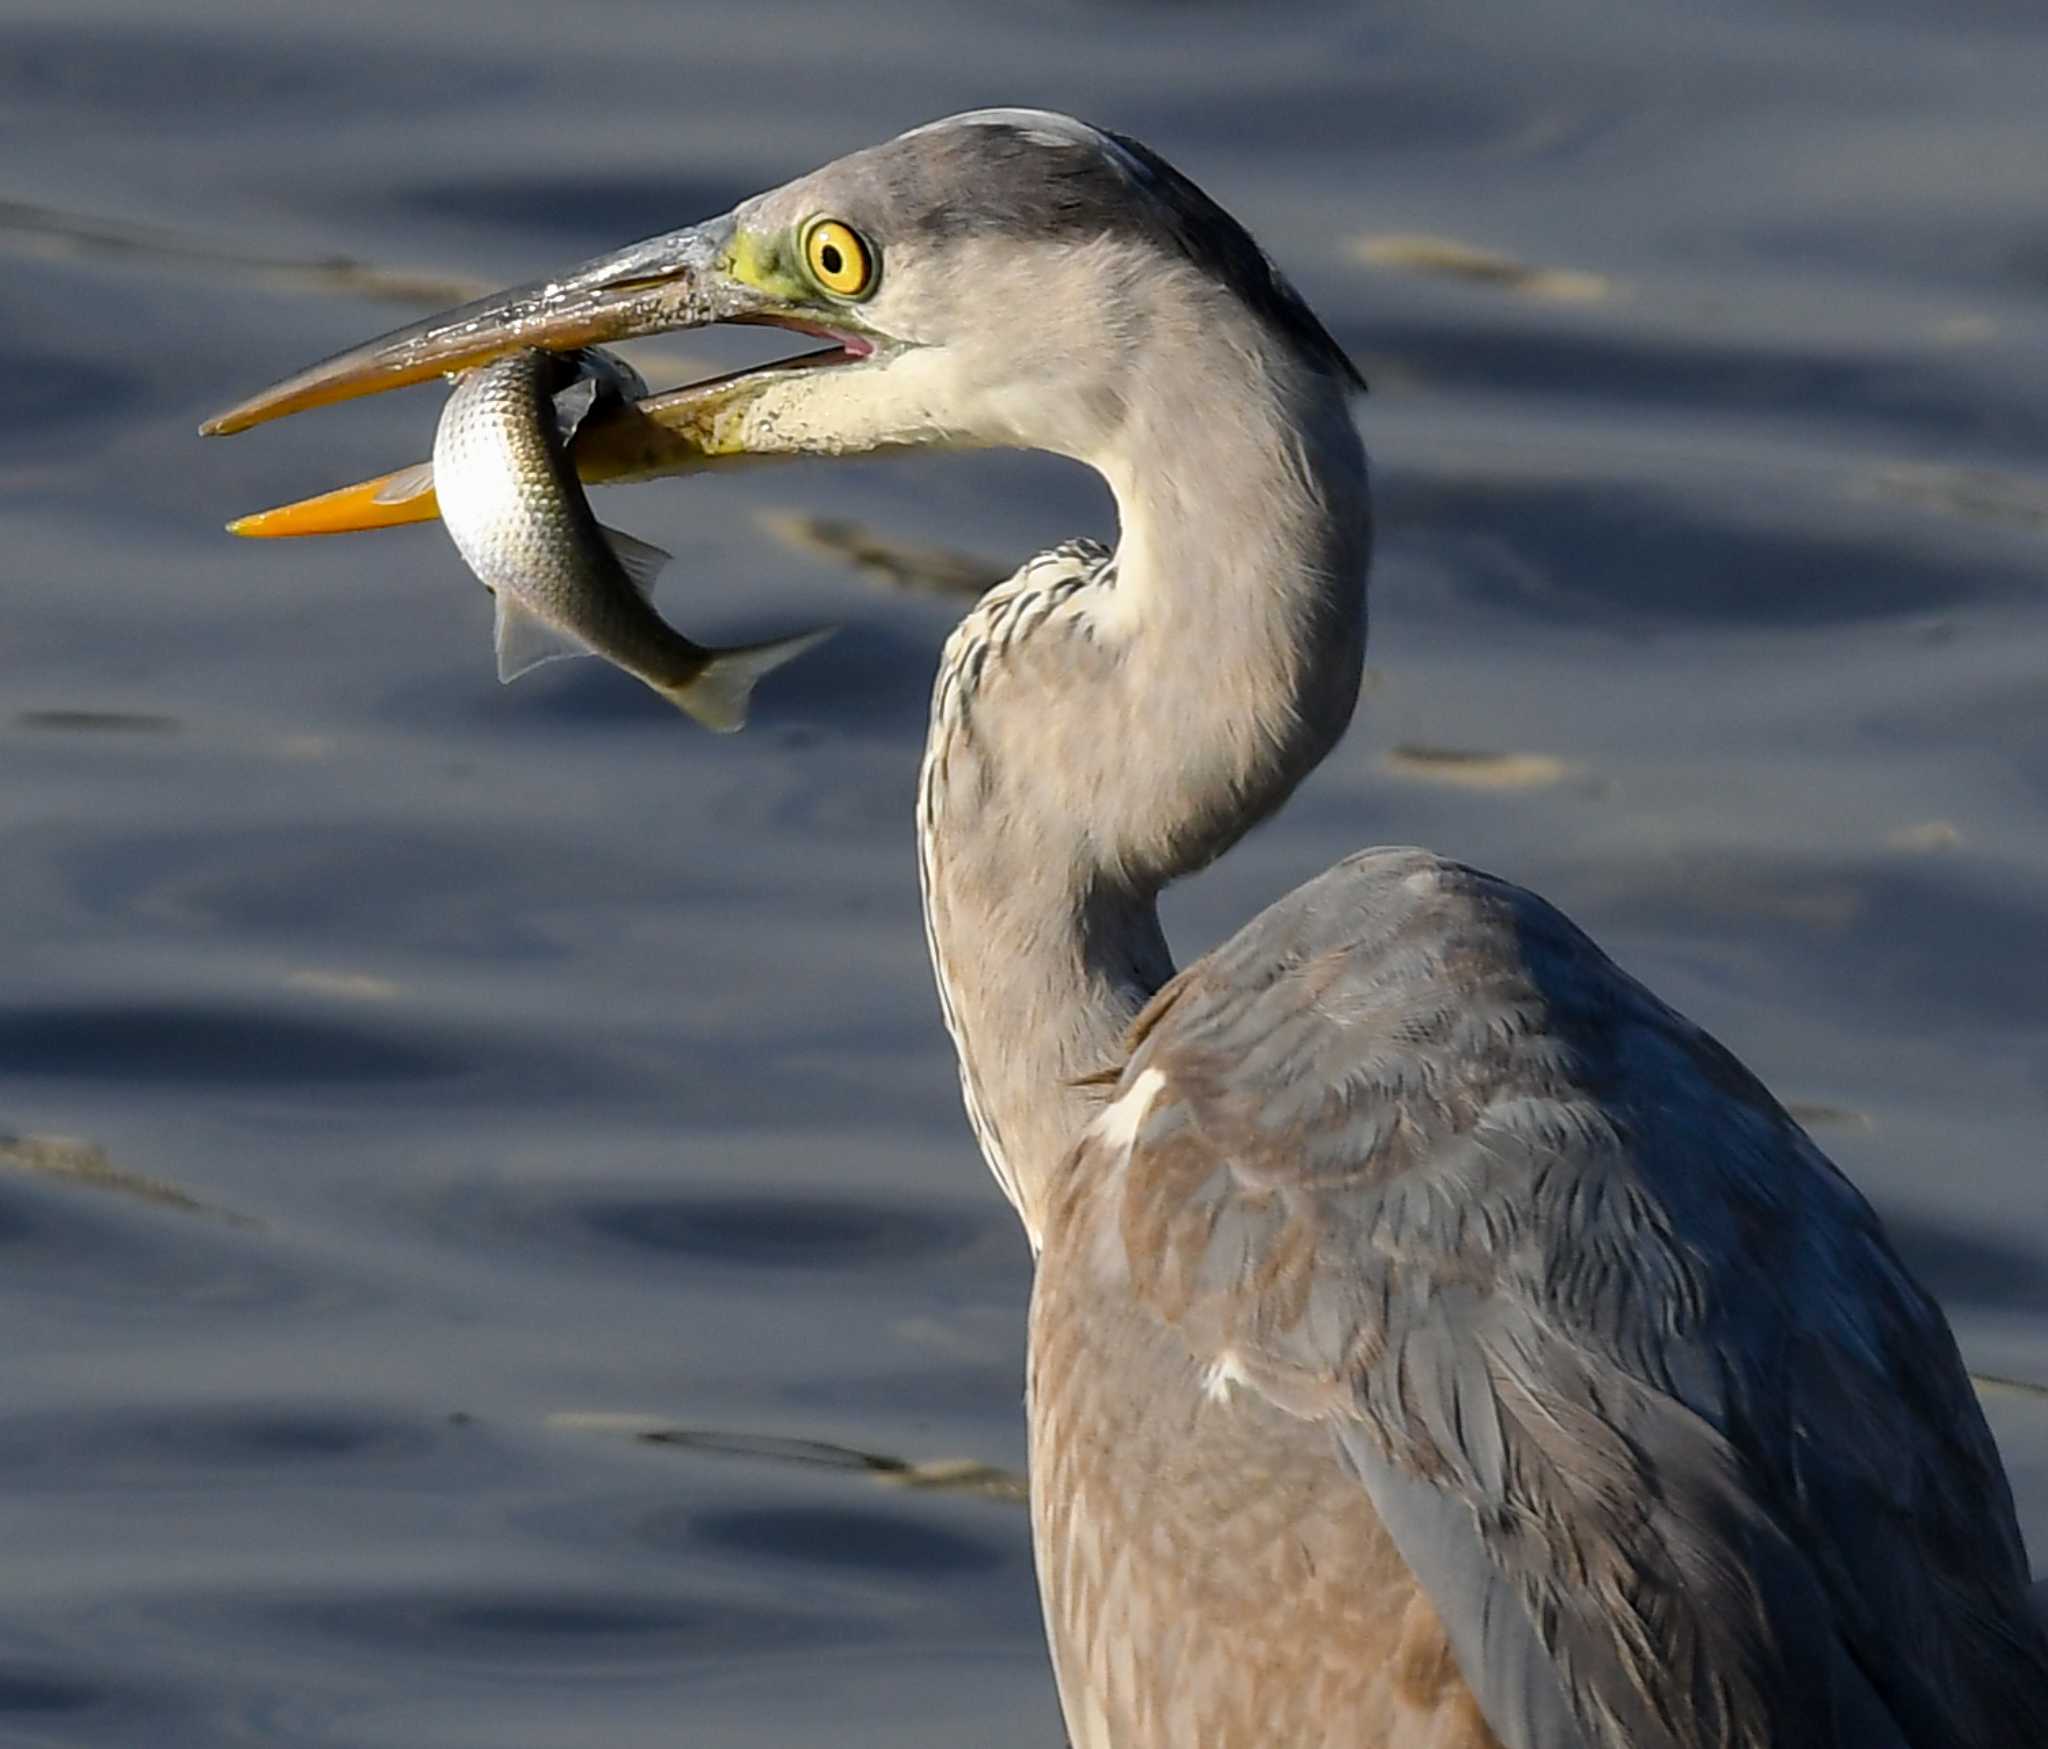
[0,1131,228,1218]
[0,1002,464,1085]
[13,709,180,733]
[2,0,2045,1743]
[0,199,494,308]
[575,1191,982,1273]
[1382,744,1574,791]
[554,1415,1030,1503]
[1350,232,1613,303]
[758,511,1003,598]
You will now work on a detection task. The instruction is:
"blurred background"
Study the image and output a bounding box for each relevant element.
[2,0,2045,1742]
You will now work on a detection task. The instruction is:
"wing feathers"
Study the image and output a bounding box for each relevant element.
[1085,848,2046,1749]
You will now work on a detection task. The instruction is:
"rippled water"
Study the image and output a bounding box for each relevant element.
[3,1,2045,1742]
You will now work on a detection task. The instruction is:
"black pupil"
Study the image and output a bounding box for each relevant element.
[820,241,844,276]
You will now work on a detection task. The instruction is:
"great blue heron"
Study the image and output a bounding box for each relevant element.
[205,110,2046,1748]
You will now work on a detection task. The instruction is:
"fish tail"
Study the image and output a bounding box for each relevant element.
[664,625,836,733]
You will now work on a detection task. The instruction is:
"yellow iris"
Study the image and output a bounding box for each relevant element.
[802,219,874,298]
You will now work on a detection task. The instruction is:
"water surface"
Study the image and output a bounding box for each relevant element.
[2,2,2045,1742]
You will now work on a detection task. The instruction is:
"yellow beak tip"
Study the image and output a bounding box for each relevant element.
[226,470,441,539]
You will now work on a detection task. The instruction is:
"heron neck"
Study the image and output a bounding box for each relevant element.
[914,811,1175,1252]
[918,337,1370,1248]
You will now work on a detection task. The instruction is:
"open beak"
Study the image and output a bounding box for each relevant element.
[221,382,725,538]
[200,219,740,437]
[205,213,894,538]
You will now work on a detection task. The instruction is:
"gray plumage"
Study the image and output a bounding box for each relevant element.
[874,114,2042,1748]
[1041,850,2037,1746]
[205,108,2048,1749]
[880,111,1365,390]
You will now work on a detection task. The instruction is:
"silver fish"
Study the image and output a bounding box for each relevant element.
[431,347,829,731]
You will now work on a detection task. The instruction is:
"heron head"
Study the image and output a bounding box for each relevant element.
[206,113,1371,895]
[203,110,1361,483]
[707,109,1362,461]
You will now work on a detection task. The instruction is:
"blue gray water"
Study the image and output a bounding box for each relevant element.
[3,1,2045,1742]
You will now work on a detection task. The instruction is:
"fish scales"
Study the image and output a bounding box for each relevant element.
[433,347,828,731]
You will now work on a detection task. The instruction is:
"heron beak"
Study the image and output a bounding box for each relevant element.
[208,212,900,538]
[227,466,442,538]
[222,386,723,538]
[199,218,742,437]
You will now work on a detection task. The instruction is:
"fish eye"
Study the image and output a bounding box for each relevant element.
[800,218,876,300]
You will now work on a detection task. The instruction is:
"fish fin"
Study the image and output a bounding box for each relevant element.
[493,593,593,682]
[665,625,836,733]
[551,351,646,441]
[599,525,672,598]
[573,346,648,401]
[371,461,437,506]
[551,377,602,444]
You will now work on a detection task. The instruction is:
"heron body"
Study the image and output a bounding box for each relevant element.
[207,109,2048,1747]
[1031,849,2037,1748]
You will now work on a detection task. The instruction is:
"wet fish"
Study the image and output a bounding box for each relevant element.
[431,347,829,731]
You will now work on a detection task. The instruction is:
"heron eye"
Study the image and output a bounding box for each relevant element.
[801,218,875,299]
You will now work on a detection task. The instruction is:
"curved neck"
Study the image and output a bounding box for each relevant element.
[918,336,1370,1248]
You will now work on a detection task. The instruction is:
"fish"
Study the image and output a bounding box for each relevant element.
[431,346,829,731]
